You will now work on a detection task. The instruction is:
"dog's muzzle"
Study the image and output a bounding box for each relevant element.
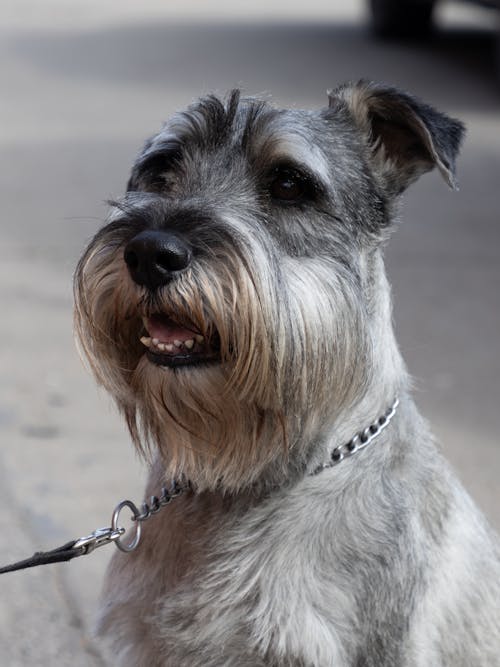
[124,230,220,368]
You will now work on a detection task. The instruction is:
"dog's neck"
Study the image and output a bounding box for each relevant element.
[310,397,400,475]
[151,392,403,500]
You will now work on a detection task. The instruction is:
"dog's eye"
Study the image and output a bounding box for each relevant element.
[270,170,308,203]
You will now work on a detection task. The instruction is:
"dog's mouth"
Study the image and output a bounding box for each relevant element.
[140,313,220,368]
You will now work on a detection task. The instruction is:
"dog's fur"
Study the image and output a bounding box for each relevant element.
[74,82,500,666]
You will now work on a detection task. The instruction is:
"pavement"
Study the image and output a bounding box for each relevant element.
[0,0,499,664]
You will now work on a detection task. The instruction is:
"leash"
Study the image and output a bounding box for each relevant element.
[0,481,191,575]
[0,399,398,575]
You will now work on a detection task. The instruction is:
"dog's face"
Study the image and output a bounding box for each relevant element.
[74,83,463,490]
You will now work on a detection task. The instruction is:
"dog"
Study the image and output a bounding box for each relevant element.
[74,82,500,666]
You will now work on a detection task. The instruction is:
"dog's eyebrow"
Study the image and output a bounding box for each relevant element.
[135,139,184,175]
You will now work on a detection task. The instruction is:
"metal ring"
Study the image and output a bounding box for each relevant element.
[111,500,142,553]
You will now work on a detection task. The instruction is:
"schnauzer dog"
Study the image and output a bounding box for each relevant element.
[74,82,500,666]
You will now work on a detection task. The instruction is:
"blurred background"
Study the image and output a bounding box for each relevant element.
[0,0,499,664]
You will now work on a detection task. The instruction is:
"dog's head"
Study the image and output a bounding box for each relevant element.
[74,83,463,491]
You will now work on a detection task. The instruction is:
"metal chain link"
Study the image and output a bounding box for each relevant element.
[69,480,191,556]
[313,398,399,475]
[110,479,191,552]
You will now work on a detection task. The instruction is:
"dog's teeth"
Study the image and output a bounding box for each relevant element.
[152,338,160,346]
[165,344,174,352]
[173,340,182,348]
[158,343,166,351]
[195,335,204,344]
[140,336,152,348]
[184,339,194,350]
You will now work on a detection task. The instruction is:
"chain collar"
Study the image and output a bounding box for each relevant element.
[102,397,400,553]
[112,397,400,551]
[0,398,400,572]
[312,397,400,476]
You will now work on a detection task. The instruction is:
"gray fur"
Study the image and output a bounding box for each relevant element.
[74,82,499,666]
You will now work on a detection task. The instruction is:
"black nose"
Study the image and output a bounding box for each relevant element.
[124,230,192,289]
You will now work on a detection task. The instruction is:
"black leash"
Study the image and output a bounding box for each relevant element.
[0,526,126,575]
[0,540,84,574]
[0,481,191,575]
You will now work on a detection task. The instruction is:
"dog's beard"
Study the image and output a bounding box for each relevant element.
[128,358,289,490]
[74,231,370,492]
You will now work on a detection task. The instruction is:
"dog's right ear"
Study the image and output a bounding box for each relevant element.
[328,81,465,197]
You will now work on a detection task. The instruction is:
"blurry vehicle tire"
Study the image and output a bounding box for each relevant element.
[370,0,436,38]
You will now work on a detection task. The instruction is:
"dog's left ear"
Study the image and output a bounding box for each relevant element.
[328,81,465,196]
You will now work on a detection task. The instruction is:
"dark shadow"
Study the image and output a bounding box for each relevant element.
[5,21,500,111]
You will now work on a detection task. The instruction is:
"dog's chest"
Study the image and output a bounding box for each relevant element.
[146,490,354,666]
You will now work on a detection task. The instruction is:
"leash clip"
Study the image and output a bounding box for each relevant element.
[73,526,125,555]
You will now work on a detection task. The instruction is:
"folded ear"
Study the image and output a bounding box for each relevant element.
[328,81,465,197]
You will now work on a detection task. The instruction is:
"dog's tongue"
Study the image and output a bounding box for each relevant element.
[145,314,195,344]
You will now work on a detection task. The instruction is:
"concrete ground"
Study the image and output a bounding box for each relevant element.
[0,0,499,664]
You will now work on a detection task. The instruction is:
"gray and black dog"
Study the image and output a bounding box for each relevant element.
[75,82,500,666]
